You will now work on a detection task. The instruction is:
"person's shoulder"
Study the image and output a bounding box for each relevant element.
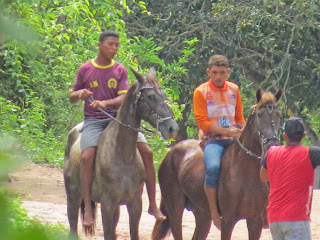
[269,145,282,152]
[113,61,127,69]
[226,81,239,90]
[309,146,320,168]
[195,81,209,91]
[78,60,93,70]
[309,146,320,153]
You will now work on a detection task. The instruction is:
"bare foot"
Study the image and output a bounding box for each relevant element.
[148,206,166,220]
[212,216,221,231]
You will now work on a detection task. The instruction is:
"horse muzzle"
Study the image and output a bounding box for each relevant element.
[158,119,179,140]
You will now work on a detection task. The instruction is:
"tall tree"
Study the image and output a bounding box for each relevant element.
[124,0,320,144]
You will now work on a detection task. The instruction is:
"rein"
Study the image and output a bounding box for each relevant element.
[236,137,263,159]
[89,95,141,132]
[133,84,174,130]
[88,82,174,133]
[236,103,279,159]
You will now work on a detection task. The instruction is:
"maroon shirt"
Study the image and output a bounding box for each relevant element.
[72,59,130,119]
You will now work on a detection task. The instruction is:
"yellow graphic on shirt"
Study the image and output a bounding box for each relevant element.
[108,78,117,89]
[89,80,98,88]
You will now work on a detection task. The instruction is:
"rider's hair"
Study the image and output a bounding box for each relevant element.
[208,55,229,69]
[284,117,305,142]
[99,30,119,43]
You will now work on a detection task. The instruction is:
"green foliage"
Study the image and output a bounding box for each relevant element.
[2,0,319,169]
[0,135,25,179]
[0,0,133,165]
[0,135,69,240]
[0,189,69,240]
[124,0,320,145]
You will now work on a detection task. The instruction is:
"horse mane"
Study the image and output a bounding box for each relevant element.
[244,91,278,130]
[116,71,161,121]
[251,91,277,110]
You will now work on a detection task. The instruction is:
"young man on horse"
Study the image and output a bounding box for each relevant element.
[193,54,245,230]
[260,117,320,240]
[69,30,165,227]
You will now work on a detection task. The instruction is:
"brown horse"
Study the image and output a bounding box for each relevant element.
[152,89,282,240]
[64,68,179,240]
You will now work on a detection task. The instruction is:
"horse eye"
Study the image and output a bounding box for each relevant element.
[148,95,156,101]
[257,112,262,118]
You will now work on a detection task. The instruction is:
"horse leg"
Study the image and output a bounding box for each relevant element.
[100,200,119,240]
[126,195,143,240]
[246,217,263,240]
[65,185,82,239]
[159,182,185,240]
[192,208,212,240]
[220,216,237,240]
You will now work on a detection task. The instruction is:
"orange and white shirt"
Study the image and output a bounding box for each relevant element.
[193,80,245,140]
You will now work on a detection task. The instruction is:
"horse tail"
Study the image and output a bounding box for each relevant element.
[64,123,82,161]
[80,200,97,236]
[152,199,171,240]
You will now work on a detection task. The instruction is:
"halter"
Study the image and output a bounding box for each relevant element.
[133,84,174,131]
[89,80,174,133]
[253,103,279,144]
[237,103,279,159]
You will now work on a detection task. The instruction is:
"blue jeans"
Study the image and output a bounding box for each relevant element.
[269,221,311,240]
[203,139,232,188]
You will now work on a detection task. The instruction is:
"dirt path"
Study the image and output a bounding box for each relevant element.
[6,162,320,240]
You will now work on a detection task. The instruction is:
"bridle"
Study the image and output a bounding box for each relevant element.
[89,80,174,133]
[253,104,279,144]
[133,84,174,130]
[236,103,279,159]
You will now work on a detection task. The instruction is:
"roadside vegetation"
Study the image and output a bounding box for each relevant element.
[1,1,319,238]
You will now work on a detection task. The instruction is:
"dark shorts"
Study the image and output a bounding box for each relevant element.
[80,119,147,151]
[80,119,111,152]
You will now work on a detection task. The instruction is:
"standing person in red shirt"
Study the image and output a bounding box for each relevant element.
[193,54,246,230]
[69,30,165,228]
[260,117,320,240]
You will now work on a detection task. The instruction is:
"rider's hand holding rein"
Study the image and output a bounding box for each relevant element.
[208,123,244,138]
[69,89,92,104]
[226,127,243,138]
[90,99,108,109]
[79,89,93,100]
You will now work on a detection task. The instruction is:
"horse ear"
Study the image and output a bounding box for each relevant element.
[275,89,282,102]
[149,67,157,78]
[256,88,262,103]
[130,67,144,84]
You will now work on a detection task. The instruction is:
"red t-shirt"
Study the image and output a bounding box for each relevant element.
[265,145,314,222]
[72,59,130,119]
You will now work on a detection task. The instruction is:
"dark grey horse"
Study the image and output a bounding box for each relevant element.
[64,68,179,240]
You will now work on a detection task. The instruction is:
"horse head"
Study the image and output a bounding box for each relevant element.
[247,88,282,154]
[130,67,179,140]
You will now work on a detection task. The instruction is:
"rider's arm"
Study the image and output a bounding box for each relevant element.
[70,66,92,104]
[193,88,212,132]
[90,93,126,109]
[69,89,92,104]
[235,88,246,125]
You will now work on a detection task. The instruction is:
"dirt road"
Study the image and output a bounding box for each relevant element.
[6,162,320,240]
